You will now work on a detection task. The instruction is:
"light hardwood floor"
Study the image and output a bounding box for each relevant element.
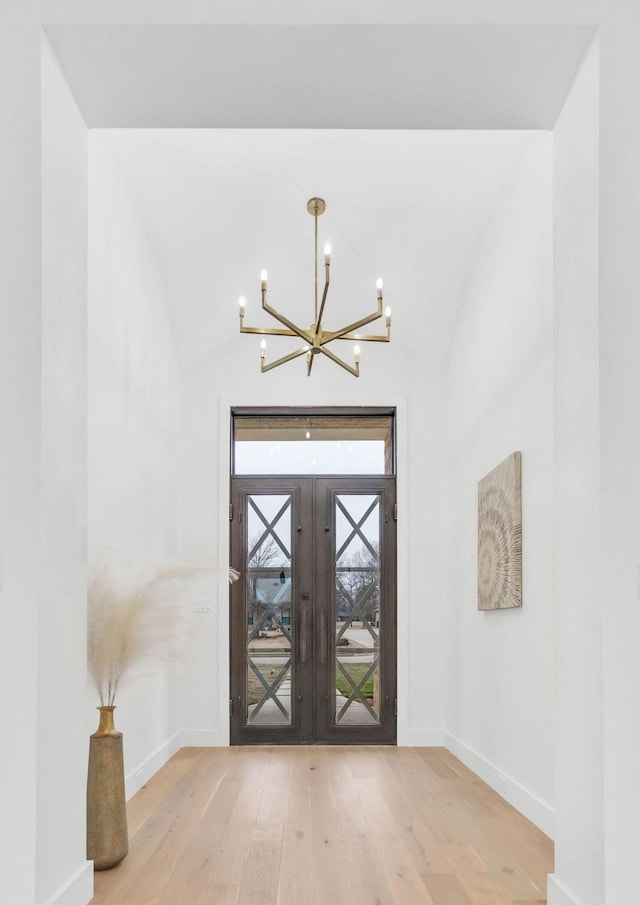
[91,746,553,905]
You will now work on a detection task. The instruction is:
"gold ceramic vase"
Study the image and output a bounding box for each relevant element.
[86,706,129,870]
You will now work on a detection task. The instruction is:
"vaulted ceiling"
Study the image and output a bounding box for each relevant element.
[101,128,543,372]
[49,23,591,372]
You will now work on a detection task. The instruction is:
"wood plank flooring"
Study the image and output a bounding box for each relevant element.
[91,746,553,905]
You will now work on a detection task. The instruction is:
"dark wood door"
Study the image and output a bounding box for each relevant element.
[229,476,397,744]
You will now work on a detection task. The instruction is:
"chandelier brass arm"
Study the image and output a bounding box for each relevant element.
[320,300,391,344]
[239,325,300,338]
[314,344,359,377]
[261,343,311,374]
[335,331,391,342]
[238,197,391,377]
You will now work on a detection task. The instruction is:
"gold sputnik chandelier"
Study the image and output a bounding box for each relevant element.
[239,197,391,377]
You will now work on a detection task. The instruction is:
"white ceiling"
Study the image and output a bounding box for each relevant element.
[101,128,543,372]
[52,23,585,372]
[48,25,594,129]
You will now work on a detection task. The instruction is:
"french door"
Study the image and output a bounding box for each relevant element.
[229,476,397,744]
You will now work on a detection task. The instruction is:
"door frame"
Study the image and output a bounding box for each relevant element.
[228,406,398,745]
[218,397,409,747]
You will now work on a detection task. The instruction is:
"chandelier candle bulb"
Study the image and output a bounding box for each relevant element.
[376,278,383,300]
[260,339,267,360]
[324,243,331,265]
[239,296,246,317]
[385,306,391,326]
[354,344,360,364]
[260,270,268,290]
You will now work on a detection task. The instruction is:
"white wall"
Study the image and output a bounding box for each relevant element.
[88,133,184,793]
[0,19,42,905]
[37,37,93,905]
[599,22,640,905]
[444,136,554,834]
[179,337,447,747]
[550,40,603,905]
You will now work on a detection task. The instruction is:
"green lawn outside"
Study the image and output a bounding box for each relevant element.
[247,661,375,706]
[247,664,286,705]
[335,662,375,700]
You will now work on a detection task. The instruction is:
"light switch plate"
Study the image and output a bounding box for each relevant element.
[194,598,213,613]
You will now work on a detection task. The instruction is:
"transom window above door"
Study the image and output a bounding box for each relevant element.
[232,407,395,476]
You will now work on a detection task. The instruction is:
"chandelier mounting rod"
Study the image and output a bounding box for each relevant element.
[307,197,325,321]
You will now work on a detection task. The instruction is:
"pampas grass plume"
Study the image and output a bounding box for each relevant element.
[88,562,239,706]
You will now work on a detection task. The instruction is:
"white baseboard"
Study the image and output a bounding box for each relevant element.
[547,874,583,905]
[178,728,229,747]
[400,728,446,747]
[443,731,554,839]
[124,728,228,799]
[42,861,93,905]
[125,731,182,800]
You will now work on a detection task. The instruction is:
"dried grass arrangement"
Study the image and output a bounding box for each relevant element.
[88,562,239,706]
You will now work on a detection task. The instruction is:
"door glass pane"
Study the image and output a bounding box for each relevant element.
[245,494,292,726]
[236,440,385,475]
[233,412,394,475]
[334,494,381,726]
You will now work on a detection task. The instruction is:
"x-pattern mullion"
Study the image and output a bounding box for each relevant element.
[248,496,292,563]
[336,497,379,562]
[247,606,271,644]
[248,658,291,721]
[336,657,380,722]
[247,604,292,645]
[335,577,379,646]
[268,610,292,643]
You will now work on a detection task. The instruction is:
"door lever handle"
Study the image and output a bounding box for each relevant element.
[301,608,309,663]
[319,618,327,663]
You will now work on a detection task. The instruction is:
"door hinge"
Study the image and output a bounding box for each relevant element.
[229,503,233,521]
[229,698,233,716]
[394,698,398,717]
[393,503,398,521]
